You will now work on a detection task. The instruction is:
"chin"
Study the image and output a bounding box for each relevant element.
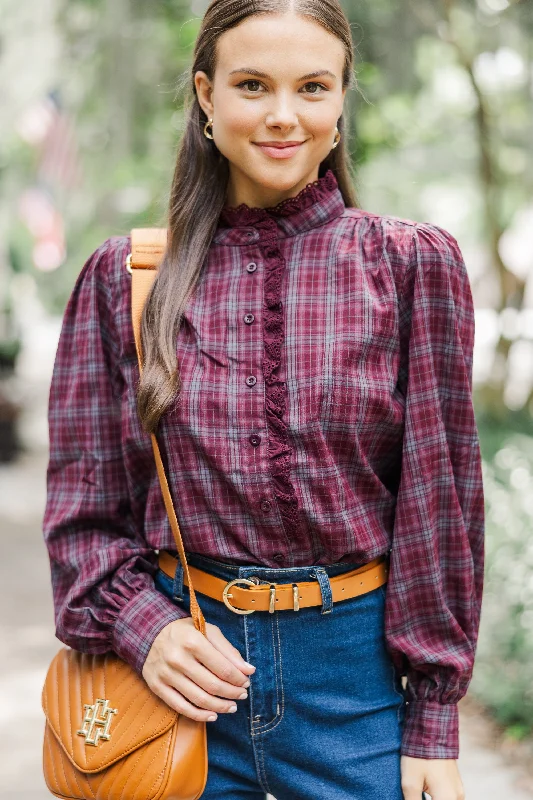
[245,163,309,189]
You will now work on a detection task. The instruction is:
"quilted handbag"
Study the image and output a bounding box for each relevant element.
[41,228,208,800]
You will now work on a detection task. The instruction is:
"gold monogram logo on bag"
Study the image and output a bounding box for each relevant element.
[77,698,118,746]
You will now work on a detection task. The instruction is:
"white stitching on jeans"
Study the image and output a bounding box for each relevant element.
[251,611,285,736]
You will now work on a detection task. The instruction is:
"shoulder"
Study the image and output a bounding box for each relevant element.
[81,234,131,287]
[338,207,461,254]
[71,234,132,318]
[336,208,465,282]
[63,235,133,355]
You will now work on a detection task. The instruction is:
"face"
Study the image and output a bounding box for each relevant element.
[194,11,347,208]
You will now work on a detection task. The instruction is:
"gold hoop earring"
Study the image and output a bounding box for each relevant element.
[331,127,341,149]
[204,118,214,139]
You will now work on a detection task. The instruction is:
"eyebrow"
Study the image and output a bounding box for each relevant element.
[229,68,337,81]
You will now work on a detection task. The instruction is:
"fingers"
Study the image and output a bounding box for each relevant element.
[205,621,256,675]
[142,617,258,725]
[152,678,223,723]
[162,667,246,717]
[176,623,254,690]
[178,654,250,702]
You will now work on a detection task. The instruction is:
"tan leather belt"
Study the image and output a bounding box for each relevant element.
[158,550,389,614]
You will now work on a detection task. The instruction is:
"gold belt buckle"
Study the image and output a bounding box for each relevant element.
[222,578,257,614]
[222,578,302,614]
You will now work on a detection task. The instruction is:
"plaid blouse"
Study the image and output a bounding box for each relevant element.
[43,169,485,759]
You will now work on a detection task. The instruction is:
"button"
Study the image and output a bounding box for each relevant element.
[244,313,255,324]
[246,231,255,238]
[246,375,257,387]
[260,499,272,513]
[273,553,284,562]
[249,434,261,446]
[246,262,258,273]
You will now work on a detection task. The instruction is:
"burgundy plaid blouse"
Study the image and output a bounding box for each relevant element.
[43,169,485,759]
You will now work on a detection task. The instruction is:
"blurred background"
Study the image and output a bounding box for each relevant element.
[1,0,533,797]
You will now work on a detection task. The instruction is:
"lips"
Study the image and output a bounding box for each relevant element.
[253,141,305,159]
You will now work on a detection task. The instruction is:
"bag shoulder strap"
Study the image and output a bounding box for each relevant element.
[127,228,206,636]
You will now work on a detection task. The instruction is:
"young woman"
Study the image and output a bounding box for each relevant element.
[43,1,484,798]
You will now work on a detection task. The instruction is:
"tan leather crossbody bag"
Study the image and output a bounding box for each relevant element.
[41,228,209,800]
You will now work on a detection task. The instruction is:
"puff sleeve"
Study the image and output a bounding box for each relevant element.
[42,237,189,678]
[384,222,485,759]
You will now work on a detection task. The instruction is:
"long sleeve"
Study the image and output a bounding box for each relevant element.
[42,237,189,678]
[384,222,485,759]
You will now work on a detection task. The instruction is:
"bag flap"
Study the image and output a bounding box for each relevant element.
[42,647,178,773]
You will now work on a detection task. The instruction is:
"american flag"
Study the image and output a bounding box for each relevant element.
[17,90,83,193]
[36,90,83,192]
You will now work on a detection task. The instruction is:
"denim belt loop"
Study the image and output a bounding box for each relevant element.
[172,559,185,602]
[311,568,333,614]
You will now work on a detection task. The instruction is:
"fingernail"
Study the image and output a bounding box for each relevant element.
[228,705,237,713]
[242,679,250,688]
[207,714,217,721]
[245,663,256,671]
[238,691,248,699]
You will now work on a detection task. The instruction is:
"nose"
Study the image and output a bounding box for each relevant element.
[265,90,299,129]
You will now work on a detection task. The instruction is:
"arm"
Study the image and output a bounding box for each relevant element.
[384,221,485,759]
[42,237,189,677]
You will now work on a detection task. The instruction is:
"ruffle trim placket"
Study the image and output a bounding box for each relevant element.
[219,170,340,553]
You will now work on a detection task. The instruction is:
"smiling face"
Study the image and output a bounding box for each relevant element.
[194,11,347,208]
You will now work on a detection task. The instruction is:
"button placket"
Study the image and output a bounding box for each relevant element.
[234,223,296,563]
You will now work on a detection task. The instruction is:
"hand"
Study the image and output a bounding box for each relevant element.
[401,755,465,800]
[142,616,256,722]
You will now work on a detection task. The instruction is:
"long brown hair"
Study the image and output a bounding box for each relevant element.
[136,0,359,434]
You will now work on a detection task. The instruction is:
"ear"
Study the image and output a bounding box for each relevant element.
[194,70,214,118]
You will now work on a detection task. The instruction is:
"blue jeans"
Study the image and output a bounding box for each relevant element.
[154,551,408,799]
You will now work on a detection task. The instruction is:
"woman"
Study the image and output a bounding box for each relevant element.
[43,1,484,798]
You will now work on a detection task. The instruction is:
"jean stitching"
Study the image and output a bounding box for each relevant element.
[252,611,285,735]
[250,612,279,733]
[255,734,272,794]
[244,618,273,795]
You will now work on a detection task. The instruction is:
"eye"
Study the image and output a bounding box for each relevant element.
[236,80,264,93]
[301,82,328,94]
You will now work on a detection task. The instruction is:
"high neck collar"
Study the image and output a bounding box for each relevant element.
[213,169,346,245]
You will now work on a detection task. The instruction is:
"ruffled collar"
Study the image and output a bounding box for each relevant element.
[218,169,339,228]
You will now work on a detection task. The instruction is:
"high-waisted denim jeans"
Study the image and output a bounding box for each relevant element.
[153,551,409,799]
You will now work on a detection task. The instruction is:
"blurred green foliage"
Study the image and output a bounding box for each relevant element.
[474,418,533,735]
